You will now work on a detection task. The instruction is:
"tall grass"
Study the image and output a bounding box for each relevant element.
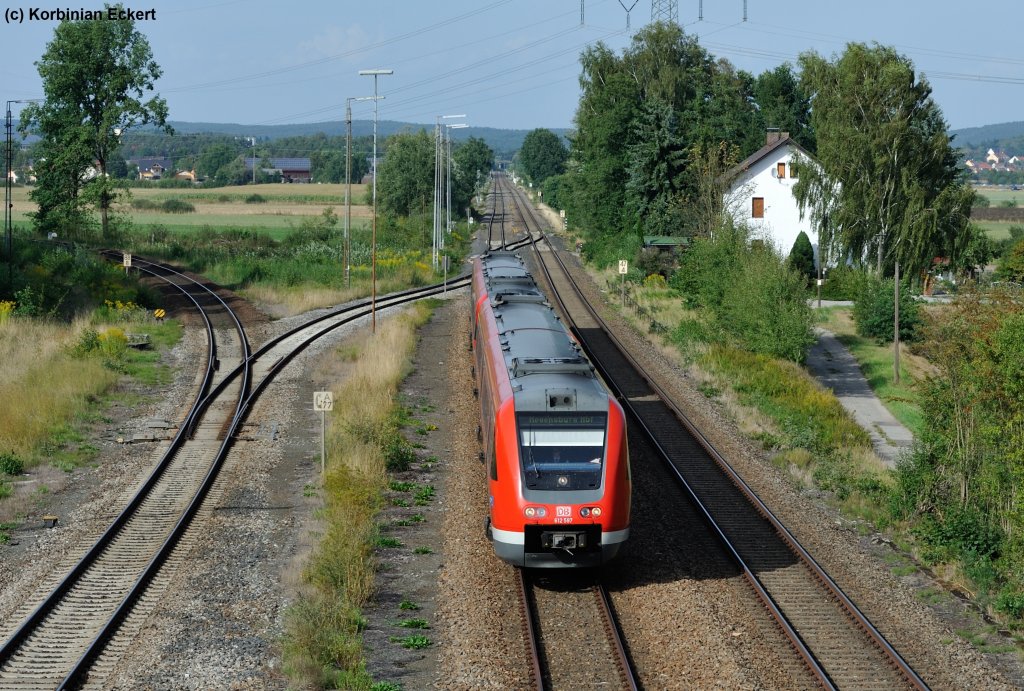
[0,318,117,462]
[283,302,433,689]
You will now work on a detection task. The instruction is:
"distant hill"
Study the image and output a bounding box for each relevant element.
[156,120,570,160]
[950,121,1024,149]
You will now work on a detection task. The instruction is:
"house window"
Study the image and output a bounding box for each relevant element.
[789,161,799,178]
[777,162,786,179]
[752,197,765,219]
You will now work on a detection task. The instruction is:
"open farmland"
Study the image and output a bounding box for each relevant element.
[975,187,1023,207]
[8,183,371,240]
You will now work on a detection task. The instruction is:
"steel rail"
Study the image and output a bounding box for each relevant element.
[516,569,545,691]
[0,256,253,691]
[0,258,226,674]
[502,174,929,690]
[59,264,470,688]
[60,260,255,689]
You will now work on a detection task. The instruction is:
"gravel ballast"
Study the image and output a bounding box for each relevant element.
[0,246,1021,688]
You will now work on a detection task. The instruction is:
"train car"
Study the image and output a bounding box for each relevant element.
[471,251,630,567]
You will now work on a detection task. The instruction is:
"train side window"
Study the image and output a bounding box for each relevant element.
[488,438,498,481]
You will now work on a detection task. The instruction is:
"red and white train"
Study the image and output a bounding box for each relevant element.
[471,251,630,568]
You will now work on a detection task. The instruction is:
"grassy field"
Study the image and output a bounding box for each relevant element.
[975,187,1023,207]
[7,183,369,238]
[974,219,1020,242]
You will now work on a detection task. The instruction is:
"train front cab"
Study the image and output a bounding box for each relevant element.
[487,398,630,568]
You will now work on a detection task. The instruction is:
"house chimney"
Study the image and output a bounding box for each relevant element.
[765,129,791,145]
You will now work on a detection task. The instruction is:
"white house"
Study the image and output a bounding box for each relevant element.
[721,131,818,261]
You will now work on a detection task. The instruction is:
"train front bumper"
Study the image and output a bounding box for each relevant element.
[489,524,629,568]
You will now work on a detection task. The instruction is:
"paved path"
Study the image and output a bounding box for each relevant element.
[805,327,913,468]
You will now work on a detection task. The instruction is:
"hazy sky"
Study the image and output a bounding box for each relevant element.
[1,1,1021,132]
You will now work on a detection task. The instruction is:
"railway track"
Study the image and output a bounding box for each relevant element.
[0,257,249,690]
[497,174,930,690]
[517,569,638,690]
[0,257,470,690]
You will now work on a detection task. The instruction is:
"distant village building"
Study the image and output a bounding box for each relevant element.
[720,131,820,262]
[244,157,312,183]
[132,157,174,181]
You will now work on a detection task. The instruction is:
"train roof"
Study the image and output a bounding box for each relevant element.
[477,252,609,414]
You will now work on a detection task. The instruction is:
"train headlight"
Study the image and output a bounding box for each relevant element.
[537,507,547,517]
[524,507,547,518]
[557,475,569,487]
[591,507,602,518]
[579,507,591,517]
[525,507,536,518]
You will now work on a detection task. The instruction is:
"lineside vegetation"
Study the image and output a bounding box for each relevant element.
[282,302,433,689]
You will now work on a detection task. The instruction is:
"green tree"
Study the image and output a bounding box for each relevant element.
[624,99,688,237]
[565,22,766,256]
[377,130,435,217]
[451,136,493,215]
[196,143,240,180]
[310,150,345,184]
[752,64,815,152]
[518,128,568,185]
[897,287,1024,600]
[793,43,972,279]
[998,238,1024,282]
[788,231,816,284]
[21,3,171,240]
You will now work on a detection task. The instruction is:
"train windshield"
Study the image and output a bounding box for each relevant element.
[517,413,607,491]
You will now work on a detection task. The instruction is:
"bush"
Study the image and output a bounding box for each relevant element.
[245,193,267,204]
[131,198,157,210]
[161,199,195,214]
[995,590,1024,620]
[852,275,921,344]
[913,508,1004,564]
[674,226,816,362]
[0,451,24,476]
[820,264,863,300]
[98,328,129,369]
[71,328,101,357]
[997,238,1024,282]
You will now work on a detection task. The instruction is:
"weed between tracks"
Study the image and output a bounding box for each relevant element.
[282,302,433,690]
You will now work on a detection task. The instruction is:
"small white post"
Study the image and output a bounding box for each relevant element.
[313,391,334,473]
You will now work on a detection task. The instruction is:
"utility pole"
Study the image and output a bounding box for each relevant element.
[359,69,393,334]
[433,114,464,271]
[446,122,468,250]
[250,136,257,185]
[5,100,20,289]
[344,96,374,290]
[893,259,901,384]
[345,99,352,289]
